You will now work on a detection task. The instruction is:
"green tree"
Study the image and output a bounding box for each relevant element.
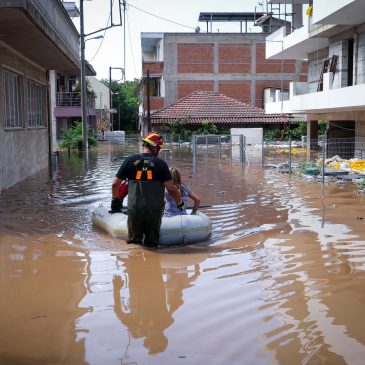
[102,79,140,131]
[74,79,97,101]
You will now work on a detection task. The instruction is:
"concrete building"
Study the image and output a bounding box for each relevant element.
[53,68,98,141]
[265,0,365,156]
[140,11,308,135]
[0,0,92,192]
[87,76,111,133]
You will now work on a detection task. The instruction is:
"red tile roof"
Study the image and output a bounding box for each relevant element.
[150,91,299,125]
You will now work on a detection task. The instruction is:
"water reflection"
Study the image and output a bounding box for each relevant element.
[76,247,205,363]
[113,251,171,355]
[1,143,365,364]
[112,249,201,356]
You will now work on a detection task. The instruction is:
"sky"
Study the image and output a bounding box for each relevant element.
[72,0,266,81]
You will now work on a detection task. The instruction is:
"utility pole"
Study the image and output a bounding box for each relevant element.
[79,0,123,148]
[123,0,126,81]
[109,66,124,131]
[80,0,88,150]
[146,69,151,131]
[109,66,113,131]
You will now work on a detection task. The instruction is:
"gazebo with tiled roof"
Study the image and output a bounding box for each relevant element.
[150,91,304,127]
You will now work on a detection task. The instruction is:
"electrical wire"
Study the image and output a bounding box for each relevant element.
[126,9,137,78]
[328,121,355,131]
[127,2,196,30]
[88,0,115,62]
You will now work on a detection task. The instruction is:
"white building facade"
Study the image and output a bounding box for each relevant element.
[87,76,111,132]
[265,0,365,155]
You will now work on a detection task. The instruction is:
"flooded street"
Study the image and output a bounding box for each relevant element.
[1,142,365,365]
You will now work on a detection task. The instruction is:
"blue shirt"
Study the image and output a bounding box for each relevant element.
[164,184,191,217]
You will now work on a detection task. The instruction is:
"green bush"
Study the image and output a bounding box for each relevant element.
[264,120,327,141]
[264,128,282,141]
[59,122,97,150]
[161,119,230,141]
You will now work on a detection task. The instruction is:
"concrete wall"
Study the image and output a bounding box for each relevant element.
[307,47,329,93]
[356,31,365,84]
[307,26,365,92]
[163,33,306,108]
[87,76,110,110]
[329,39,349,88]
[0,43,49,192]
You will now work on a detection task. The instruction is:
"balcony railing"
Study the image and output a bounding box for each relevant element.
[56,92,95,108]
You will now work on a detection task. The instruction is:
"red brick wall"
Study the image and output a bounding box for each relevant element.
[256,44,296,73]
[218,44,251,73]
[178,81,214,99]
[300,61,308,81]
[142,62,164,75]
[177,44,214,73]
[170,39,309,107]
[143,97,164,111]
[218,81,251,104]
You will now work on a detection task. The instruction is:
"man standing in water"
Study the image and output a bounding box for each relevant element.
[111,132,185,247]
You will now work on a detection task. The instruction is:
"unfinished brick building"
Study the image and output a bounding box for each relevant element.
[139,12,308,134]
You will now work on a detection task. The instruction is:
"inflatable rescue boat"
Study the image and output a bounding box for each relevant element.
[92,206,212,246]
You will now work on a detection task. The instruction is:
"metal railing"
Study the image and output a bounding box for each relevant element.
[56,92,95,108]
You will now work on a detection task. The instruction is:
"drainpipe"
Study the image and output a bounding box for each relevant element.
[46,70,58,170]
[46,70,52,168]
[146,69,151,131]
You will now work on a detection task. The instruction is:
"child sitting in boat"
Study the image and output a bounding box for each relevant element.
[164,167,200,216]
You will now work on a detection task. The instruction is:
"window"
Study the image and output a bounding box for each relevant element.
[27,80,46,127]
[3,69,24,128]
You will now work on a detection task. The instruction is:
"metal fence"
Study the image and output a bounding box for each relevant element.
[118,133,365,176]
[262,137,365,175]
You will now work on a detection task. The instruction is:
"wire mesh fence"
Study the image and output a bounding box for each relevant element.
[118,133,365,177]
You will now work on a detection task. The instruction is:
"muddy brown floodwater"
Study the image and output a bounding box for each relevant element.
[1,142,365,365]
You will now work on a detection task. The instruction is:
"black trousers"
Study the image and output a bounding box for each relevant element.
[127,209,163,246]
[127,180,165,247]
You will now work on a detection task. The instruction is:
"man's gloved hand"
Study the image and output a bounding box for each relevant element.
[177,200,186,211]
[111,198,123,213]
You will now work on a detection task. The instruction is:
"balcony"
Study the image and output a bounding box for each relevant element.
[0,0,80,73]
[56,92,95,108]
[142,62,164,76]
[313,0,365,26]
[55,92,96,118]
[266,25,328,60]
[265,82,365,114]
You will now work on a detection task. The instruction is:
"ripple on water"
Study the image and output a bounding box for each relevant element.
[1,145,365,364]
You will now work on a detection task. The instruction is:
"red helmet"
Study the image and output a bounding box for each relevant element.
[142,131,164,149]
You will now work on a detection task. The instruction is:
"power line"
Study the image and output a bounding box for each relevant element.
[89,0,115,62]
[126,10,137,79]
[329,121,355,131]
[127,2,196,30]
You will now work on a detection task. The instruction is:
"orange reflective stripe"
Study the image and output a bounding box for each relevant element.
[147,170,152,180]
[136,170,142,180]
